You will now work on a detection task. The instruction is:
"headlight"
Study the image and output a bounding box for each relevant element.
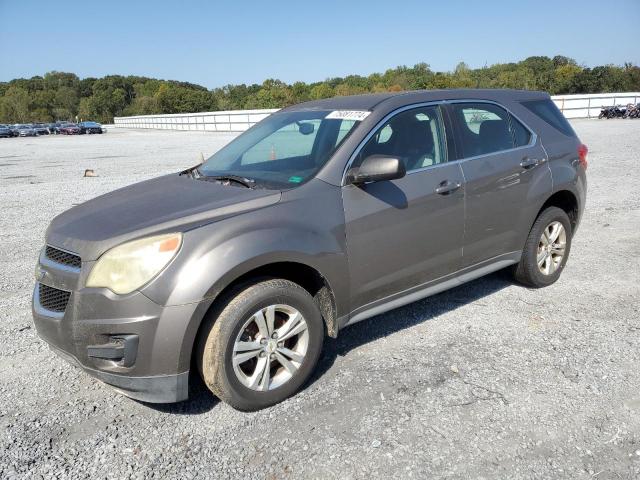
[86,233,182,294]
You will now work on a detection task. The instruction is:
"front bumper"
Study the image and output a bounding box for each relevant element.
[48,343,189,402]
[32,249,204,403]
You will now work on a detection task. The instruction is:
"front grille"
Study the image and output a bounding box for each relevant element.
[45,246,81,269]
[39,284,71,313]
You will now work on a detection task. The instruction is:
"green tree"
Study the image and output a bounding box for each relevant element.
[2,58,640,123]
[124,95,160,115]
[0,86,30,122]
[553,64,582,93]
[53,86,78,120]
[43,71,79,90]
[78,97,97,121]
[309,83,334,100]
[450,62,475,88]
[30,90,56,121]
[155,83,217,114]
[245,79,292,109]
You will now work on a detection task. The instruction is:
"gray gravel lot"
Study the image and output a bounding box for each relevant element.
[1,121,639,479]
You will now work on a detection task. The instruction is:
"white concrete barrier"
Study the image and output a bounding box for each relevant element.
[113,109,279,132]
[113,92,640,130]
[551,92,640,118]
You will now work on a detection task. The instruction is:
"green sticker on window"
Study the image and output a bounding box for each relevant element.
[288,176,303,183]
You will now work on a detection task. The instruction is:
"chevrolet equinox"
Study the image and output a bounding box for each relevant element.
[33,90,587,410]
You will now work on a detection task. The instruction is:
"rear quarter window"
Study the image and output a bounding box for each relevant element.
[521,99,576,137]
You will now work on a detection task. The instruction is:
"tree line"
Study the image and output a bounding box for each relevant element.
[1,55,639,124]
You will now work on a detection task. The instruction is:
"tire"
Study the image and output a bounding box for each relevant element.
[513,206,572,288]
[197,279,324,411]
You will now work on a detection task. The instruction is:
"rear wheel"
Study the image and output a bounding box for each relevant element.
[513,206,572,288]
[197,279,324,411]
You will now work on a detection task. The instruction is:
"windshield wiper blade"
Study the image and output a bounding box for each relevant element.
[181,164,256,188]
[179,163,203,178]
[205,174,256,189]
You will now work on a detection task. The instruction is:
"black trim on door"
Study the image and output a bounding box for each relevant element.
[441,100,538,163]
[440,104,461,162]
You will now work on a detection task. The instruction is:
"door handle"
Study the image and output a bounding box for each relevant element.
[520,157,540,169]
[435,180,461,195]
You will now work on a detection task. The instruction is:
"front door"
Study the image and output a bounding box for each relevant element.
[342,104,465,312]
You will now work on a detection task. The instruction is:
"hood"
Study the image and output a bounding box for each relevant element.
[47,173,281,260]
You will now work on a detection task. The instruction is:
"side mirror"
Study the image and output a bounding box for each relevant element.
[347,155,406,185]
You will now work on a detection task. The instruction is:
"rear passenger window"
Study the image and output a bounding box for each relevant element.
[451,103,514,158]
[510,115,531,147]
[450,103,535,158]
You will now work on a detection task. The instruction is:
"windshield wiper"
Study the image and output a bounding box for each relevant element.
[205,174,256,189]
[180,164,256,188]
[179,163,203,178]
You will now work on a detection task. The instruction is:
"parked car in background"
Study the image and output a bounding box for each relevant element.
[79,121,103,134]
[0,125,12,138]
[32,89,587,410]
[58,123,81,135]
[16,124,38,137]
[46,123,60,134]
[52,122,71,134]
[33,123,50,135]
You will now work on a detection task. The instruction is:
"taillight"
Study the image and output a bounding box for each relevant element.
[578,143,588,170]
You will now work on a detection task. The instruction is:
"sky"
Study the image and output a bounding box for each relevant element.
[1,0,639,88]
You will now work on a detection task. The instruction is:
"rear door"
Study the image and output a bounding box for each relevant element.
[447,101,551,267]
[342,104,465,311]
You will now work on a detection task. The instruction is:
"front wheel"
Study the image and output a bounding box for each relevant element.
[197,279,324,411]
[513,206,572,288]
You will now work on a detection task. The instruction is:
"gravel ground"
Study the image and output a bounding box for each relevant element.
[1,121,639,479]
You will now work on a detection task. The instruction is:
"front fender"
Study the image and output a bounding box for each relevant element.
[145,221,349,373]
[140,179,349,312]
[138,180,349,371]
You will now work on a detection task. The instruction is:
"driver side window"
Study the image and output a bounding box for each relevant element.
[355,105,447,172]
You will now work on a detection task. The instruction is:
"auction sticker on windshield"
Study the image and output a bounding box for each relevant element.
[325,110,371,121]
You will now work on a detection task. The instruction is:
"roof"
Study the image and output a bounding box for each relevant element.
[282,89,549,112]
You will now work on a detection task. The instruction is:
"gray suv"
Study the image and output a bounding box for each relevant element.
[33,90,587,410]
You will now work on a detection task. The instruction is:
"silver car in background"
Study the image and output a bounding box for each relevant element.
[16,124,38,137]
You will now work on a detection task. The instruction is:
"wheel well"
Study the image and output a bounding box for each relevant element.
[200,261,338,340]
[538,190,579,231]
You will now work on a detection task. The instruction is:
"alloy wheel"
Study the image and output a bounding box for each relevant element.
[232,304,309,391]
[537,221,566,275]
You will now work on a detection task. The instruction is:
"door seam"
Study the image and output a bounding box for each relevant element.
[457,162,467,259]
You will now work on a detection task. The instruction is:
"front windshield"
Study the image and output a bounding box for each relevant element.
[200,109,363,188]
